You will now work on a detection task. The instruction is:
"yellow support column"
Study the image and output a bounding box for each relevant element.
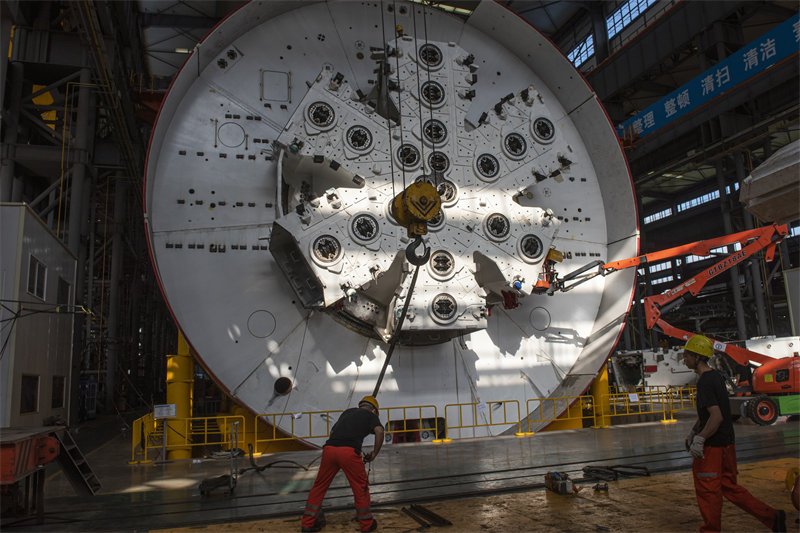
[166,333,193,460]
[591,363,611,428]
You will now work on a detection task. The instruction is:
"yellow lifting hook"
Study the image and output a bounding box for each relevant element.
[390,181,442,266]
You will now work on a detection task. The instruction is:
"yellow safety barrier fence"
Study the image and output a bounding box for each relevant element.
[129,415,245,463]
[525,395,596,432]
[605,387,696,424]
[443,400,521,440]
[130,388,697,460]
[383,405,439,442]
[254,410,344,446]
[607,389,671,422]
[170,416,245,449]
[254,405,441,448]
[130,411,156,463]
[610,385,669,395]
[664,386,697,413]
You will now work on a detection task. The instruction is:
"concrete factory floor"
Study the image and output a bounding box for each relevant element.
[156,457,799,533]
[25,412,798,532]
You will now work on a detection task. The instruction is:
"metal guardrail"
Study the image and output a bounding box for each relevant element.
[252,405,440,447]
[607,389,669,421]
[129,412,155,463]
[129,415,245,463]
[254,410,344,445]
[176,416,246,448]
[129,388,697,460]
[443,400,522,438]
[606,387,696,424]
[610,385,669,395]
[664,386,696,413]
[384,405,439,442]
[132,404,442,461]
[525,395,596,432]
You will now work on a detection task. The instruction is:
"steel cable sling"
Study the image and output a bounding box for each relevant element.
[372,0,436,398]
[372,262,422,396]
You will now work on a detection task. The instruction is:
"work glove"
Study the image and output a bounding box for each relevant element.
[689,435,705,459]
[685,429,696,451]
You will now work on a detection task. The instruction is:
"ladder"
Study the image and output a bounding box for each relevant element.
[54,430,101,496]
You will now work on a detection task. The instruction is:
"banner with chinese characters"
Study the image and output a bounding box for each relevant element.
[617,14,800,140]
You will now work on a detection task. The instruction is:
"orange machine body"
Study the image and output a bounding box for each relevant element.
[752,356,800,395]
[0,429,60,484]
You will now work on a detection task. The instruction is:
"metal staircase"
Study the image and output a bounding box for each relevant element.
[54,430,101,496]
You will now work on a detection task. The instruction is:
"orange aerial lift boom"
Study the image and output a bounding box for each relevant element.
[537,223,798,424]
[604,223,788,364]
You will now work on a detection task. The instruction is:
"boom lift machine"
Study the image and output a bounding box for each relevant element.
[536,223,798,425]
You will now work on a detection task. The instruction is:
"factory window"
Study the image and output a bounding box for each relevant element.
[52,376,65,409]
[710,243,742,254]
[643,207,672,224]
[568,34,594,67]
[606,0,659,39]
[21,375,39,414]
[650,274,674,285]
[676,190,720,212]
[57,277,70,306]
[27,255,46,300]
[726,182,740,195]
[790,225,800,238]
[648,261,671,274]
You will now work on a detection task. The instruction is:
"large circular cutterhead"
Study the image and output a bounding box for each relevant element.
[144,1,638,440]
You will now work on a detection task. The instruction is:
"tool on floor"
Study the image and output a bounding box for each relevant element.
[402,507,430,529]
[199,474,235,496]
[592,482,609,491]
[409,504,452,526]
[199,422,241,496]
[582,464,650,481]
[545,471,579,495]
[584,466,615,481]
[609,465,649,477]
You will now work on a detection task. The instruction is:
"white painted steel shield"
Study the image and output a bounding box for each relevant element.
[144,0,638,442]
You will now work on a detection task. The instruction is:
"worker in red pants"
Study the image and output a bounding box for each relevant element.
[301,395,384,533]
[683,335,786,533]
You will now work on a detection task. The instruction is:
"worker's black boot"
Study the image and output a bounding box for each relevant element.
[362,518,378,532]
[772,509,786,533]
[301,512,326,533]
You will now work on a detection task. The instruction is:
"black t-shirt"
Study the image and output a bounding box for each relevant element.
[325,407,384,453]
[695,369,735,447]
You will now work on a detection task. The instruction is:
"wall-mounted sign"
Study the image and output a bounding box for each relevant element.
[617,15,800,139]
[154,403,177,419]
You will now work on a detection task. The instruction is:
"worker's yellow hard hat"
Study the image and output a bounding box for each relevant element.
[359,395,379,411]
[684,334,714,358]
